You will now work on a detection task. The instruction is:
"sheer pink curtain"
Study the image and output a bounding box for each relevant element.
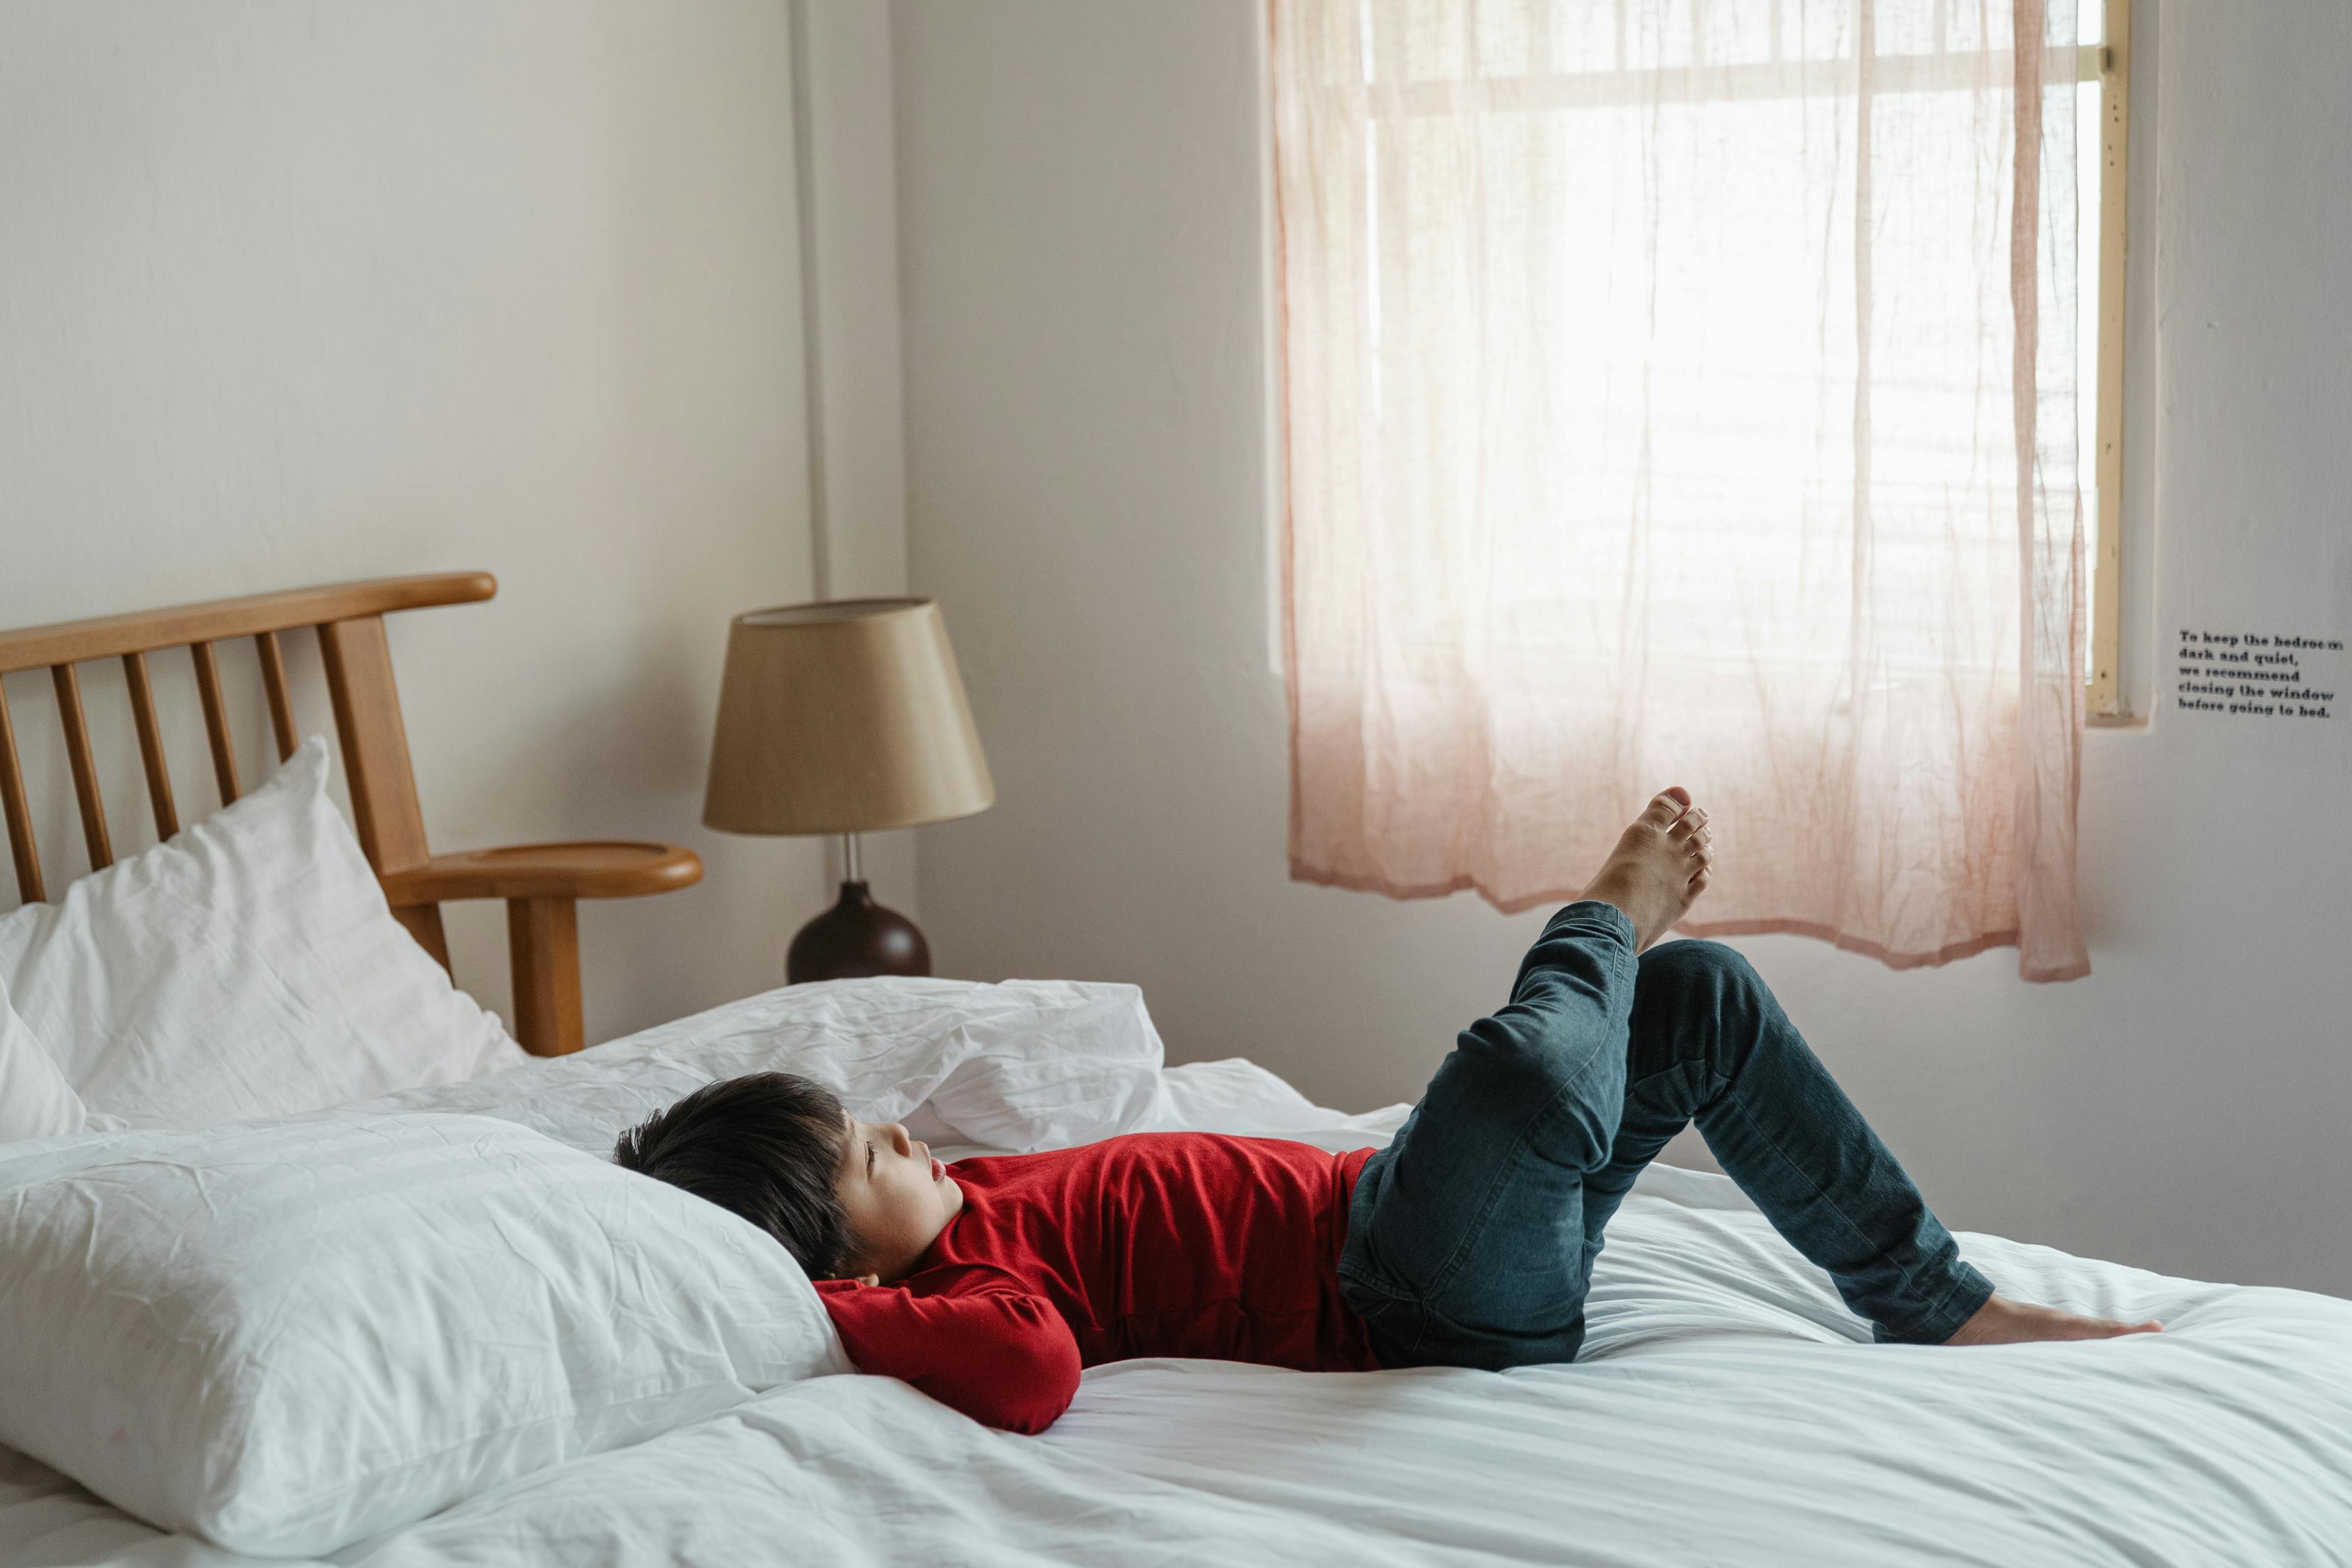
[1271,0,2089,980]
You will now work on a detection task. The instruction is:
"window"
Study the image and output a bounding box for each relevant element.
[1269,0,2112,979]
[1266,2,2131,707]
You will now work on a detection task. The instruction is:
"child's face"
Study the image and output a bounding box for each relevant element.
[834,1113,964,1284]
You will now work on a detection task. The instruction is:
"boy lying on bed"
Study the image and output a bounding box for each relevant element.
[616,790,2160,1434]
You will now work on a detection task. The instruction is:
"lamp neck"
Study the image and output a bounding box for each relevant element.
[838,831,863,886]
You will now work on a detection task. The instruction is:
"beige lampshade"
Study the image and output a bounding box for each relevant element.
[702,598,994,836]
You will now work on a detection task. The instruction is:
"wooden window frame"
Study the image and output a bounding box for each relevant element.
[2086,0,2132,721]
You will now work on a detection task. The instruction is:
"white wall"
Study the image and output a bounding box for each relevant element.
[796,0,920,909]
[896,0,2352,1296]
[0,1,880,1043]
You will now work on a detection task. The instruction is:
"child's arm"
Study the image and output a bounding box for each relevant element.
[815,1271,1082,1434]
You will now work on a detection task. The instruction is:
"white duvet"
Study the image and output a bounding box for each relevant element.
[4,987,2350,1567]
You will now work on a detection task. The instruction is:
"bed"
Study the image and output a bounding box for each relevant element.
[2,587,2349,1565]
[4,981,2351,1567]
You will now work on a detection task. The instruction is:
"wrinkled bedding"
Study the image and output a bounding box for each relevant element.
[3,988,2349,1566]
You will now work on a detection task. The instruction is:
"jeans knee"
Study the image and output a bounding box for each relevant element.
[1445,1013,1622,1165]
[1636,939,1767,1012]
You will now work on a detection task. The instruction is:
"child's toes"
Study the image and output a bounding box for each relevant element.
[1640,788,1693,829]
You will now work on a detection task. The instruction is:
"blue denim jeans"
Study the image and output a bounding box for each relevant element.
[1337,901,1994,1367]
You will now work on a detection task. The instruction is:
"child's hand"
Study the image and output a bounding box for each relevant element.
[856,1273,882,1288]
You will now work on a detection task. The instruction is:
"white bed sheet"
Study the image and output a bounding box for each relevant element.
[4,1038,2349,1565]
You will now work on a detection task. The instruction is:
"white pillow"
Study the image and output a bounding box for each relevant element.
[0,974,86,1141]
[0,1111,846,1557]
[325,976,1171,1156]
[0,735,524,1128]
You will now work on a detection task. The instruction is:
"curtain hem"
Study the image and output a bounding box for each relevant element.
[1287,859,2091,983]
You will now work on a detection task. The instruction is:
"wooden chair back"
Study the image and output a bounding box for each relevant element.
[0,573,698,1056]
[0,573,491,968]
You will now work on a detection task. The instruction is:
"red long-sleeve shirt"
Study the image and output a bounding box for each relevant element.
[814,1133,1380,1433]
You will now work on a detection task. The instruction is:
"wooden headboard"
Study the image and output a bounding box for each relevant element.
[0,573,700,1055]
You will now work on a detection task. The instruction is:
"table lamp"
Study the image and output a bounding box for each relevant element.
[702,598,994,983]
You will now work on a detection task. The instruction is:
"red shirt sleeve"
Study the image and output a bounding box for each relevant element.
[815,1270,1083,1434]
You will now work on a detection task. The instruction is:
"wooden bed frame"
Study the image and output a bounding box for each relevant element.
[0,573,700,1056]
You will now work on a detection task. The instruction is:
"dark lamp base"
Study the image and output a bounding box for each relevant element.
[787,881,931,984]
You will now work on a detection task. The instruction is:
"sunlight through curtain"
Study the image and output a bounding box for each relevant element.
[1271,0,2089,980]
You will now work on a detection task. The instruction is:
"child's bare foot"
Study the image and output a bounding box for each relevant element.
[1582,787,1713,952]
[1941,1293,2164,1345]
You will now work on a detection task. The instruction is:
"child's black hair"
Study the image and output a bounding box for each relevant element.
[613,1072,859,1279]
